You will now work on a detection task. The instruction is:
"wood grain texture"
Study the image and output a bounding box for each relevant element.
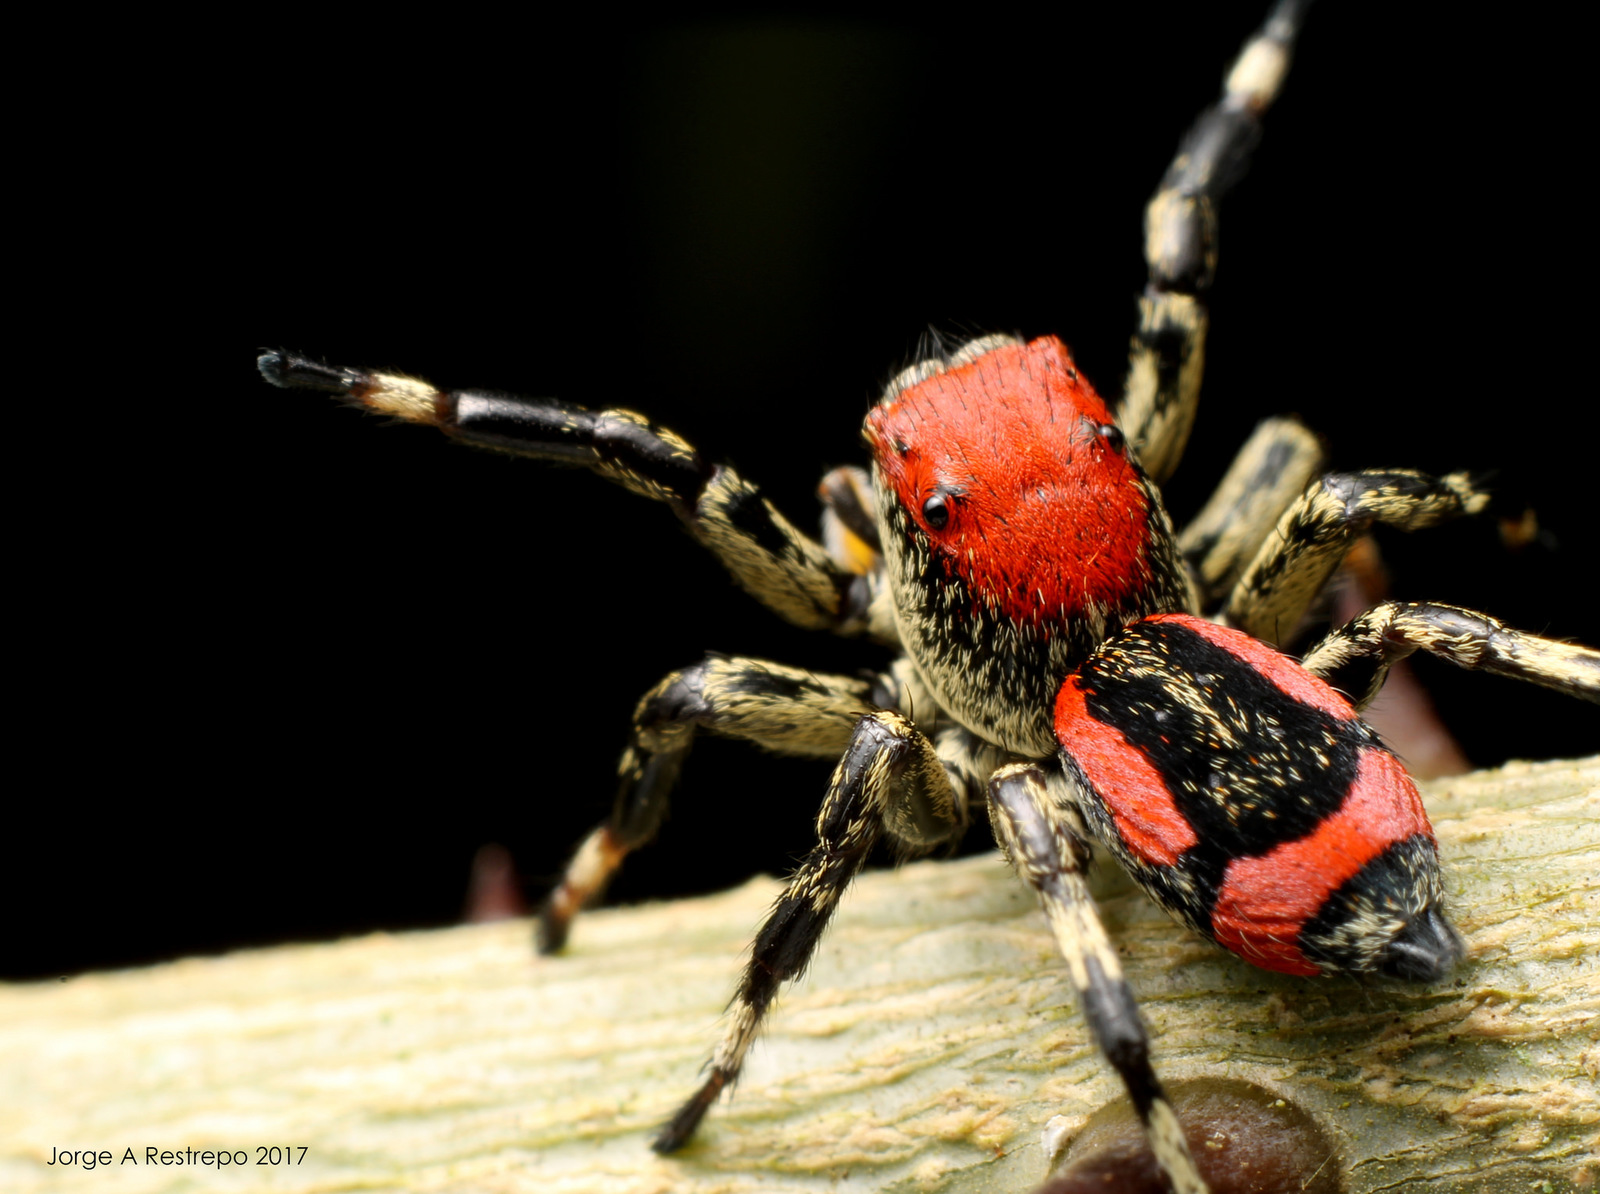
[3,757,1596,1194]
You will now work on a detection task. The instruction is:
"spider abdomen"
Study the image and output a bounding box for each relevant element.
[1055,614,1460,979]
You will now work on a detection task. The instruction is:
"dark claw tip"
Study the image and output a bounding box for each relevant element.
[652,1070,726,1153]
[256,349,290,386]
[535,902,570,955]
[255,350,364,395]
[651,1111,698,1155]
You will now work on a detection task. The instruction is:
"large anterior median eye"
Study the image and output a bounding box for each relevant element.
[922,491,950,530]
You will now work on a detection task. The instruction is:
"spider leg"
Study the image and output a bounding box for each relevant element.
[1298,601,1600,708]
[817,464,882,575]
[987,762,1206,1194]
[1222,469,1491,644]
[1118,0,1312,485]
[538,657,879,952]
[258,351,876,637]
[1178,416,1324,606]
[654,710,963,1152]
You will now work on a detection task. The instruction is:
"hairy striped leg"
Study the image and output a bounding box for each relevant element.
[1118,0,1312,485]
[257,351,877,636]
[1177,417,1324,608]
[1179,434,1504,771]
[817,463,882,575]
[539,657,880,952]
[1222,470,1491,645]
[654,711,964,1152]
[987,763,1206,1194]
[1298,601,1600,708]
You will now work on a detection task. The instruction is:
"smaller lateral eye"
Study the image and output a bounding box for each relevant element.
[1097,422,1125,452]
[922,491,950,530]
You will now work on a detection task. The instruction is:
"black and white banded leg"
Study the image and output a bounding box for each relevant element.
[1298,601,1600,709]
[257,351,877,636]
[1222,469,1491,645]
[817,463,882,573]
[1118,0,1312,485]
[539,656,879,952]
[1177,416,1324,607]
[654,710,964,1152]
[987,763,1205,1194]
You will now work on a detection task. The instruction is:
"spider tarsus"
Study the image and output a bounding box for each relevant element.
[255,349,289,384]
[652,1069,726,1154]
[1268,0,1315,32]
[256,349,362,395]
[534,900,571,955]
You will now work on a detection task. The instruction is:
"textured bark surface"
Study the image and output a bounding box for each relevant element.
[3,757,1596,1194]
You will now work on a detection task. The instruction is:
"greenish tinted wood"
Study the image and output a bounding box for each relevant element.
[3,758,1596,1194]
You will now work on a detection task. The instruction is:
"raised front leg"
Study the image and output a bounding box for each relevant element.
[258,351,874,635]
[538,656,879,952]
[988,763,1206,1194]
[1118,0,1312,484]
[1298,601,1600,709]
[653,710,964,1152]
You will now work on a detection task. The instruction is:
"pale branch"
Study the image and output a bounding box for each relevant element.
[2,757,1595,1193]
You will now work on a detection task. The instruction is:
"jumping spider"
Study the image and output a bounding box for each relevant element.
[260,3,1600,1189]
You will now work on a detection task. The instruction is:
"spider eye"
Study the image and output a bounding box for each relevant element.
[1097,423,1125,452]
[922,491,950,530]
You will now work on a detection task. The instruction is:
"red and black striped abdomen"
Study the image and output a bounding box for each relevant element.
[1054,614,1461,980]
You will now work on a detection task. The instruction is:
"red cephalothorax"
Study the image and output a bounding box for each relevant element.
[865,336,1191,756]
[868,336,1161,627]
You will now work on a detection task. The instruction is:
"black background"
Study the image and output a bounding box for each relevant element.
[13,6,1595,979]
